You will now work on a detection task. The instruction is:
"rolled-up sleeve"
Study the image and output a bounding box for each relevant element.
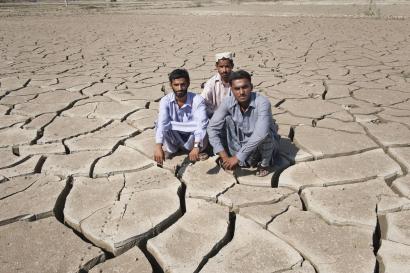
[155,97,170,144]
[235,99,272,163]
[207,99,229,154]
[192,96,209,143]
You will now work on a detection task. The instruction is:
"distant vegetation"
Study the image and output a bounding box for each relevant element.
[363,0,381,17]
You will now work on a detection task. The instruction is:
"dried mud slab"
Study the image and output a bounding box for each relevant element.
[0,127,37,147]
[268,208,375,273]
[0,217,103,273]
[316,118,366,134]
[90,247,151,273]
[377,240,410,273]
[0,76,29,93]
[65,166,182,255]
[0,148,26,168]
[105,87,162,103]
[379,210,410,246]
[93,145,154,177]
[0,154,43,179]
[18,142,66,156]
[0,114,27,128]
[125,128,155,157]
[294,125,377,159]
[239,193,302,228]
[377,195,410,215]
[391,175,410,199]
[65,121,137,153]
[180,157,236,201]
[65,101,142,120]
[126,109,157,131]
[39,116,110,144]
[267,80,325,98]
[43,150,106,177]
[363,122,410,146]
[201,215,302,273]
[147,199,231,273]
[279,149,401,190]
[354,88,410,106]
[301,178,396,229]
[64,175,125,231]
[389,147,410,172]
[278,137,314,163]
[0,174,63,225]
[218,184,293,209]
[280,99,342,119]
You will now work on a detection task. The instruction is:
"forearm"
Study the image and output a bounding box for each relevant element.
[218,150,229,159]
[208,127,225,154]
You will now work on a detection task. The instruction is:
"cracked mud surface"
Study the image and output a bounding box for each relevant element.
[1,2,410,272]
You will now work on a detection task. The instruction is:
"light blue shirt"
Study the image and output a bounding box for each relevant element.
[155,91,208,144]
[208,92,278,163]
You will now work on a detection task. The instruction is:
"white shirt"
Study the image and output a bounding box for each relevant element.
[200,73,231,116]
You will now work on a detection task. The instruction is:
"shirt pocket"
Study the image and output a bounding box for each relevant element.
[241,118,252,136]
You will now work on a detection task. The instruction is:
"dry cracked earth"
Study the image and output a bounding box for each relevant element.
[1,5,410,273]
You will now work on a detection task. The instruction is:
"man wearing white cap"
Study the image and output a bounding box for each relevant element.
[201,52,234,117]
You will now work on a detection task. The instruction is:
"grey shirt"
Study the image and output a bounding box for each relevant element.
[207,92,277,163]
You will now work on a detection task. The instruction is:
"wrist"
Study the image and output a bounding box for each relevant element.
[219,151,228,159]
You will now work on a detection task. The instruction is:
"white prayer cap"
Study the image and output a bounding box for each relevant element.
[215,52,233,62]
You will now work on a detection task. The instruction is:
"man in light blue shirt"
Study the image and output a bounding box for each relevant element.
[154,69,209,165]
[207,70,279,177]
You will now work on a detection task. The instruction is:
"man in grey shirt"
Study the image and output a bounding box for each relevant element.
[207,70,279,177]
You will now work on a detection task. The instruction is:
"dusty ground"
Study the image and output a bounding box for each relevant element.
[1,2,410,273]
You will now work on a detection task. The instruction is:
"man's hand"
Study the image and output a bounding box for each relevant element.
[189,147,200,162]
[218,150,229,162]
[154,144,165,166]
[222,155,239,170]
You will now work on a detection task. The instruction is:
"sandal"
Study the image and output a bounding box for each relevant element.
[256,165,270,177]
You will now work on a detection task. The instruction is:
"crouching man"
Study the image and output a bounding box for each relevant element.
[207,70,279,177]
[154,69,209,166]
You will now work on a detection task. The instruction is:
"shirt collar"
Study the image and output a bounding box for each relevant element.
[170,92,193,109]
[215,73,222,82]
[215,73,230,88]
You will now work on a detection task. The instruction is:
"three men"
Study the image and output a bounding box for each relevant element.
[154,65,279,177]
[154,69,208,166]
[201,52,234,117]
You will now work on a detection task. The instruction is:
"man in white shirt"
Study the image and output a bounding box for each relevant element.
[201,52,234,117]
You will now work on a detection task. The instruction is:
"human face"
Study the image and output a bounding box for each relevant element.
[231,78,252,105]
[216,59,233,83]
[170,77,189,98]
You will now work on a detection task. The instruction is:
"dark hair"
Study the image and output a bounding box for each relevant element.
[228,70,251,85]
[169,69,190,83]
[216,58,234,66]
